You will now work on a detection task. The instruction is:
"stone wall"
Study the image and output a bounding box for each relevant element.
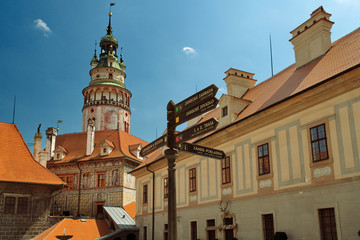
[0,182,59,240]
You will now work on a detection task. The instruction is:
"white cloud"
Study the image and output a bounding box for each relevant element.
[182,47,198,57]
[34,19,52,37]
[219,87,226,93]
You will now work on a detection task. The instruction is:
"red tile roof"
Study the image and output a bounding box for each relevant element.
[132,27,360,172]
[48,129,148,165]
[34,218,110,240]
[123,201,136,220]
[0,123,64,186]
[236,27,360,122]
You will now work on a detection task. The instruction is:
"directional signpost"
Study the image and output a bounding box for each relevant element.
[177,142,226,160]
[175,117,218,144]
[139,84,225,240]
[139,135,167,157]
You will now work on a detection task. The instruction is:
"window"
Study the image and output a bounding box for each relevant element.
[221,156,231,184]
[310,124,329,162]
[258,143,270,175]
[262,214,274,240]
[143,184,148,204]
[206,219,216,240]
[143,226,147,240]
[103,148,107,153]
[164,224,168,240]
[4,196,15,214]
[97,173,105,188]
[59,174,75,190]
[109,73,113,79]
[319,208,337,240]
[222,106,228,117]
[164,177,168,199]
[17,197,28,214]
[189,168,196,192]
[223,217,233,226]
[56,153,60,159]
[4,196,29,215]
[190,221,197,240]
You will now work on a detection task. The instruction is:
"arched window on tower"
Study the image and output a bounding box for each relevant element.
[109,73,113,79]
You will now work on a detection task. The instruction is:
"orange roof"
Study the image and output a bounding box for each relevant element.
[34,218,110,240]
[123,201,136,220]
[0,123,64,186]
[132,27,360,172]
[236,27,360,122]
[48,129,148,165]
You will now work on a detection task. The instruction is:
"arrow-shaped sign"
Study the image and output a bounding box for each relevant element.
[175,84,218,116]
[174,97,218,126]
[177,142,226,160]
[140,135,167,157]
[175,118,218,144]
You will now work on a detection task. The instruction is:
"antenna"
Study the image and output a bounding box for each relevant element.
[270,34,274,77]
[12,96,16,124]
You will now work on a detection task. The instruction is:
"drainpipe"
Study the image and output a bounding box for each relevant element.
[76,162,82,217]
[146,165,155,240]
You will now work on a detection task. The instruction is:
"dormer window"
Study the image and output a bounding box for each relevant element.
[54,146,68,160]
[100,139,114,156]
[129,143,143,160]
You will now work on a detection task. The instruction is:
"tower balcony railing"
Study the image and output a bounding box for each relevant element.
[83,99,130,111]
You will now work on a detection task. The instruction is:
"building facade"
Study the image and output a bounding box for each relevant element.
[34,10,147,218]
[131,7,360,240]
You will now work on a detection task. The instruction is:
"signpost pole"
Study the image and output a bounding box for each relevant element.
[166,101,178,240]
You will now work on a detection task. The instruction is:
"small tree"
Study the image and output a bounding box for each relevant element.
[273,232,288,240]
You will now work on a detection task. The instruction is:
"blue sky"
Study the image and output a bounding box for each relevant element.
[0,0,359,147]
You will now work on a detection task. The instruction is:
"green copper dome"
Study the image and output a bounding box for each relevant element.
[101,34,118,44]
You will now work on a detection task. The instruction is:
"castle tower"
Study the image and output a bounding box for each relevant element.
[82,10,131,133]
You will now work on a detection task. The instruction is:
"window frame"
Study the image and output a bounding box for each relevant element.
[222,106,228,117]
[164,177,169,199]
[221,156,231,184]
[97,172,106,188]
[3,194,30,215]
[262,214,275,240]
[310,123,329,162]
[143,184,148,204]
[318,208,338,240]
[190,221,197,240]
[189,168,197,193]
[58,174,75,190]
[257,143,271,176]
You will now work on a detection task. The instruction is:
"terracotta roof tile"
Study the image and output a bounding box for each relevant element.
[0,123,64,186]
[123,201,136,220]
[48,129,148,165]
[34,218,110,240]
[236,27,360,121]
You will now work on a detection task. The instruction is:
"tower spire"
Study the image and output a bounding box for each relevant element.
[107,3,115,35]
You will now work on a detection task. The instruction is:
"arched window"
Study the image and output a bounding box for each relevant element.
[109,73,113,79]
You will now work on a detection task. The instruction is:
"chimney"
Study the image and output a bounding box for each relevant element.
[33,124,42,162]
[223,68,256,98]
[39,150,48,168]
[290,6,334,68]
[86,119,95,156]
[218,68,255,128]
[45,127,58,161]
